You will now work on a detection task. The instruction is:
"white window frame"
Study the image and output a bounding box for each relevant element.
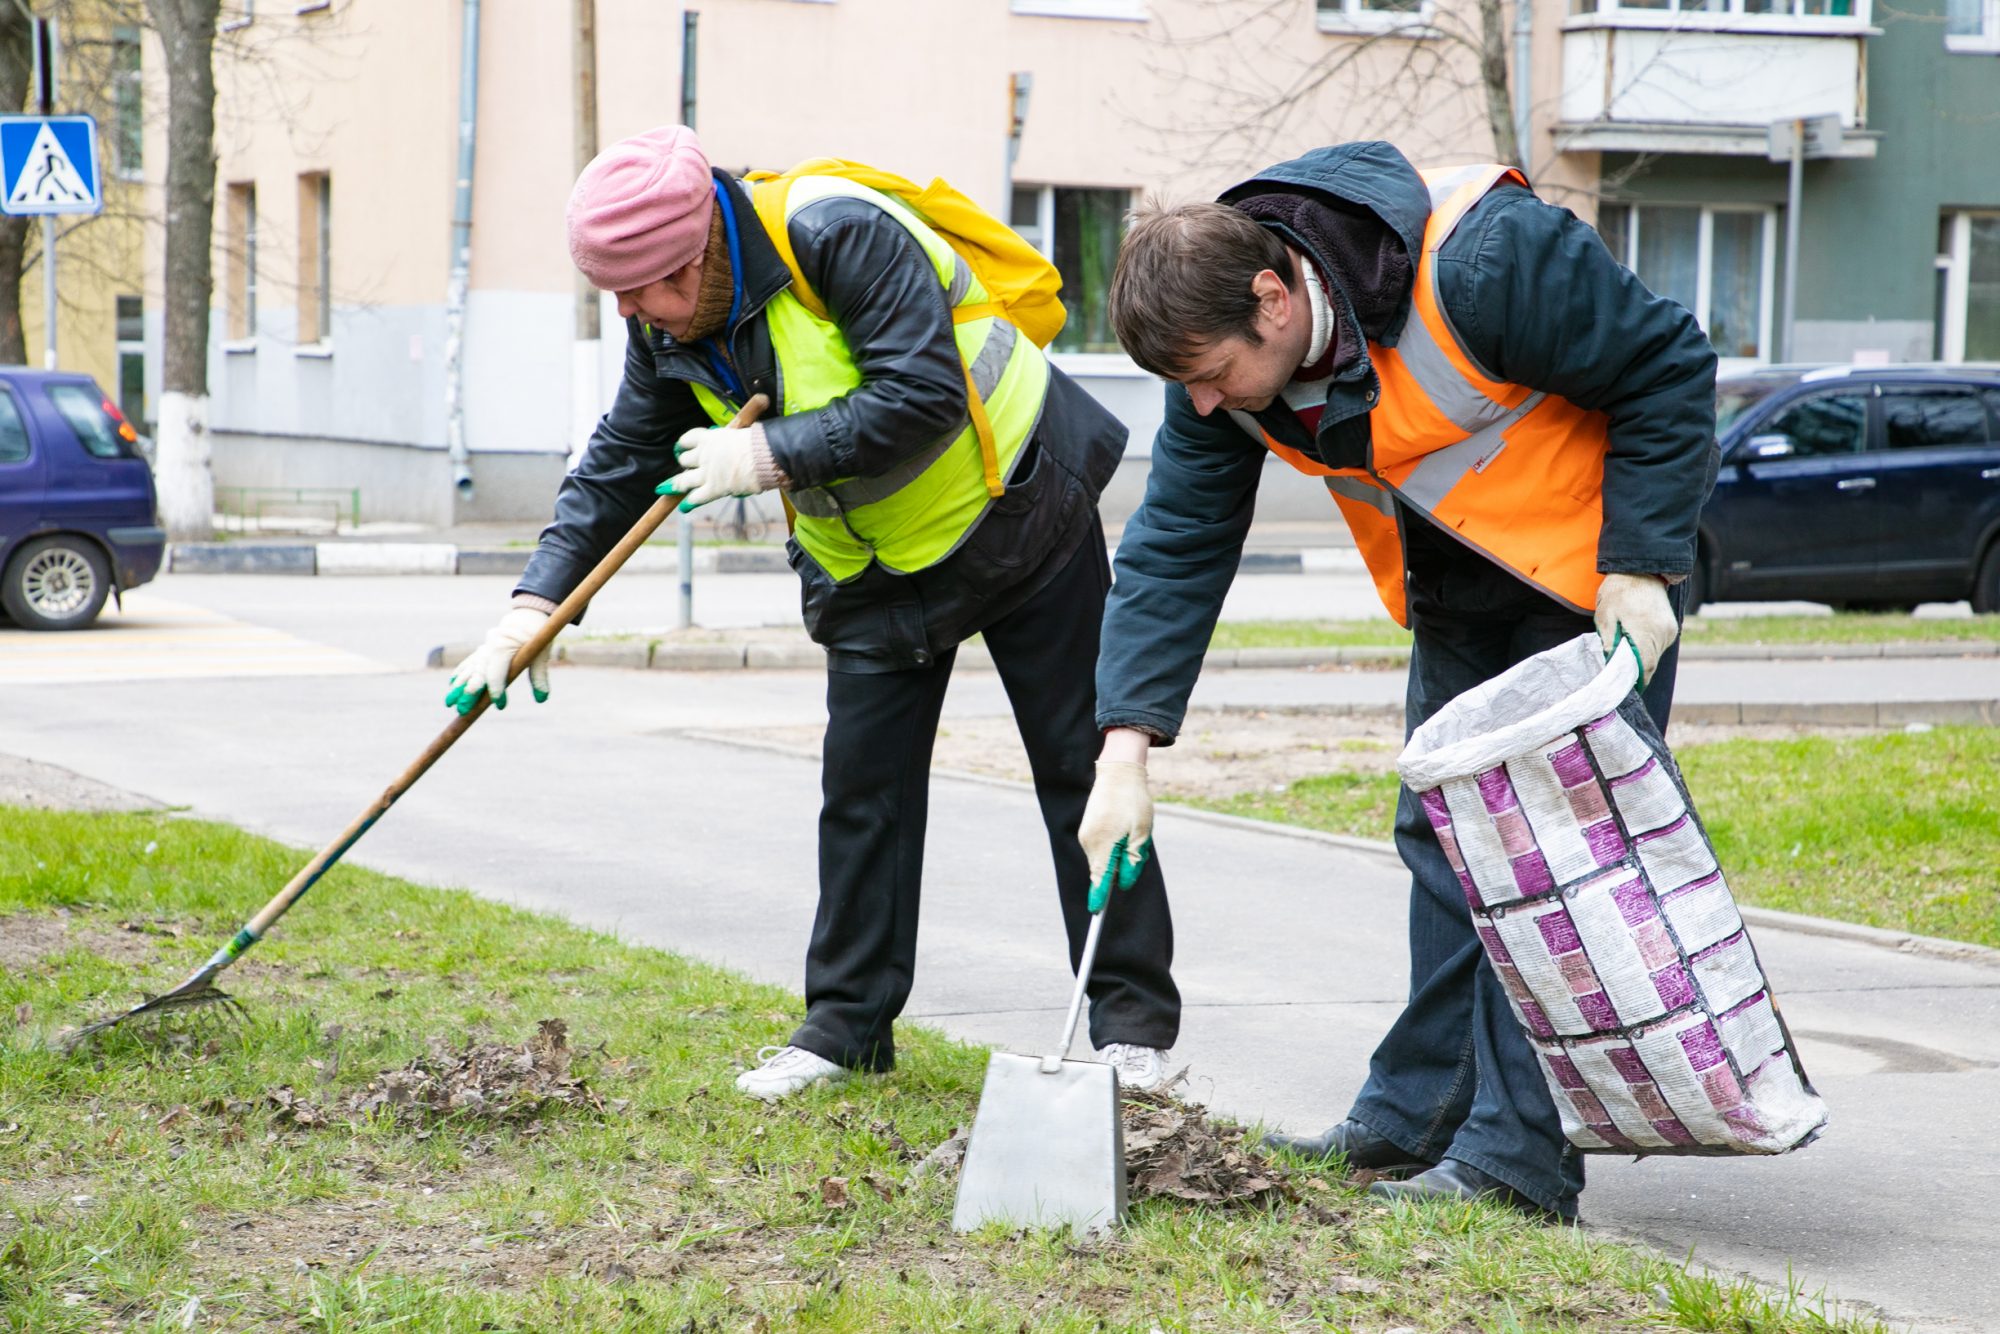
[1317,0,1439,35]
[1937,211,2000,362]
[220,0,253,32]
[1566,0,1872,33]
[1011,0,1148,20]
[1012,183,1148,375]
[115,295,145,428]
[1603,203,1778,365]
[1945,0,2000,51]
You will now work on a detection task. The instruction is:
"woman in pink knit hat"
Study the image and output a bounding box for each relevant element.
[445,126,1182,1103]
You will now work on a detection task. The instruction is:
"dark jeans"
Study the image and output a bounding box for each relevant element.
[790,524,1181,1072]
[1348,546,1682,1218]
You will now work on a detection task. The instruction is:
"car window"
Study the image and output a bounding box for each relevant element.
[0,391,27,464]
[1716,381,1781,435]
[1879,387,1990,450]
[1757,392,1869,458]
[47,382,132,459]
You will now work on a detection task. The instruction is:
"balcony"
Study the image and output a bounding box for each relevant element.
[1557,0,1880,158]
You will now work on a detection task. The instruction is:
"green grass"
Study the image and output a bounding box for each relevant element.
[1204,614,2000,651]
[0,810,1886,1333]
[1186,728,1999,951]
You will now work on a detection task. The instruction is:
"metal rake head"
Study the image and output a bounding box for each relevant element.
[58,980,247,1052]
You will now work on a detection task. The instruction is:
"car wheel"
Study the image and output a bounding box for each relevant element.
[1683,555,1709,618]
[1975,543,2000,615]
[1,535,112,630]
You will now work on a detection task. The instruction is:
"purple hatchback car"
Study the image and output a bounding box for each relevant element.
[0,368,164,630]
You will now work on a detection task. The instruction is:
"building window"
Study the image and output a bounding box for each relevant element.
[1011,184,1131,356]
[116,295,145,427]
[227,182,256,342]
[112,27,142,180]
[1598,203,1775,361]
[298,172,330,344]
[1318,0,1434,30]
[221,0,254,31]
[1569,0,1869,23]
[1945,0,2000,50]
[1938,212,2000,362]
[1011,0,1148,19]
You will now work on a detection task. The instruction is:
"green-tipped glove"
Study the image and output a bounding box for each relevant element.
[443,606,551,715]
[1080,759,1154,912]
[1593,572,1677,690]
[657,422,771,512]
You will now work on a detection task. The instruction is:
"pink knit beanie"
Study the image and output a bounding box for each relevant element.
[566,125,715,292]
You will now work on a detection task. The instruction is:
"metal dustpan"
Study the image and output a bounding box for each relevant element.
[952,902,1127,1234]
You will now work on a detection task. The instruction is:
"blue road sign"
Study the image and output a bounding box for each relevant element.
[0,115,101,216]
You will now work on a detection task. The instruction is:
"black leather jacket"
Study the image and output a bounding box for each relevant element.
[518,170,1127,672]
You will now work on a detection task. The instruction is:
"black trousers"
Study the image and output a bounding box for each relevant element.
[789,526,1181,1072]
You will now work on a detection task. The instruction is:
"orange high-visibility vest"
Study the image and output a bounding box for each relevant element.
[1233,164,1612,627]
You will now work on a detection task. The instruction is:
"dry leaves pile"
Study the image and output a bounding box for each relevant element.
[266,1019,618,1131]
[1120,1088,1290,1207]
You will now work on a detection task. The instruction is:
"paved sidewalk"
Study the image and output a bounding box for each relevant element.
[6,663,1997,1332]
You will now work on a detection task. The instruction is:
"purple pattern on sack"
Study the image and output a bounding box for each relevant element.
[1557,952,1600,992]
[1652,964,1697,1010]
[1477,767,1518,813]
[1549,740,1595,787]
[1719,990,1768,1022]
[1633,1084,1674,1121]
[1537,911,1584,955]
[1511,851,1556,897]
[1494,805,1536,856]
[1610,755,1661,787]
[1608,1048,1651,1084]
[1585,712,1621,736]
[1519,998,1555,1039]
[1722,1102,1768,1136]
[1633,921,1679,970]
[1692,930,1748,963]
[1583,820,1627,866]
[1547,1053,1588,1090]
[1575,991,1618,1031]
[1611,879,1656,926]
[1700,1064,1745,1108]
[1476,925,1514,964]
[1652,1119,1698,1147]
[1637,812,1693,847]
[1566,781,1612,826]
[1678,1021,1727,1071]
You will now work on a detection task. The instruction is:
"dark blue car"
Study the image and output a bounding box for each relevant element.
[0,368,164,630]
[1696,364,2000,614]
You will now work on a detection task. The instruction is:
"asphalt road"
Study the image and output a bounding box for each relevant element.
[3,571,1995,1332]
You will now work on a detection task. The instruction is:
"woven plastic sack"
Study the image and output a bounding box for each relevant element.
[1398,634,1827,1156]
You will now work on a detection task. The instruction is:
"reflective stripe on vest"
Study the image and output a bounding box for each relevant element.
[690,177,1050,582]
[1237,164,1613,626]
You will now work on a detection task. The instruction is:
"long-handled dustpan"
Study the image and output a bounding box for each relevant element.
[952,901,1126,1234]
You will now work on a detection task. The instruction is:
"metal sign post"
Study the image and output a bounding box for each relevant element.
[1768,113,1843,364]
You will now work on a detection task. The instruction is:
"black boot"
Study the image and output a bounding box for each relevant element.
[1367,1158,1568,1223]
[1261,1119,1435,1176]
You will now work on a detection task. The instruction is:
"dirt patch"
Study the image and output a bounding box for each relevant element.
[0,910,163,973]
[717,707,1883,805]
[0,753,162,813]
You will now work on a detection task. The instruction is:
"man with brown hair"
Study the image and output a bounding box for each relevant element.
[1075,141,1717,1221]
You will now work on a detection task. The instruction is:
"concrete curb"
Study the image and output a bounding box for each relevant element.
[674,728,2000,970]
[170,542,793,578]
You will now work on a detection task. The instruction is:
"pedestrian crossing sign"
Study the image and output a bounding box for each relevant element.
[0,116,101,216]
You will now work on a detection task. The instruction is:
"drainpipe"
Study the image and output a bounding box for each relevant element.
[1512,0,1533,176]
[443,0,481,501]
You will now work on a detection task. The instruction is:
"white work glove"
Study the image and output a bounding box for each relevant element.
[444,606,551,715]
[1594,573,1677,689]
[1078,760,1155,912]
[658,423,773,511]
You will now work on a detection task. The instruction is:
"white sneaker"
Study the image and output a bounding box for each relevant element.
[1099,1043,1171,1092]
[734,1045,850,1102]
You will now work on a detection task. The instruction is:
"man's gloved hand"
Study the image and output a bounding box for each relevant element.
[657,423,773,512]
[1079,759,1154,912]
[1594,573,1677,688]
[444,606,551,715]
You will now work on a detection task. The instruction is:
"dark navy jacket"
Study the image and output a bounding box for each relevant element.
[518,171,1126,672]
[1096,142,1719,742]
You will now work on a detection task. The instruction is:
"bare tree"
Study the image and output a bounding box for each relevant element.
[146,0,219,541]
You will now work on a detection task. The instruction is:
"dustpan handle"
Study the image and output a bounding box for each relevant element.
[1047,904,1107,1068]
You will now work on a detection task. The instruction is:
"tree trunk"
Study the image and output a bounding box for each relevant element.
[1478,0,1521,170]
[0,8,32,367]
[146,0,221,541]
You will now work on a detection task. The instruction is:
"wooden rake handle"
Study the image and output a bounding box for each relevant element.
[234,394,771,944]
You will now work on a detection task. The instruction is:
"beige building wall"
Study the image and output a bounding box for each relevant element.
[197,0,1600,523]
